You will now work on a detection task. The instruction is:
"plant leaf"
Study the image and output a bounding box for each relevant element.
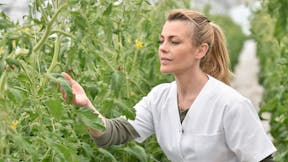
[46,98,63,120]
[98,148,117,162]
[123,144,148,162]
[76,108,105,131]
[47,73,73,103]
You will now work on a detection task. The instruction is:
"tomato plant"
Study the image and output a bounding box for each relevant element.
[0,0,246,161]
[251,0,288,161]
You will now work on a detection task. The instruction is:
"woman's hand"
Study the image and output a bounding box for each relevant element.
[60,72,94,109]
[60,72,106,135]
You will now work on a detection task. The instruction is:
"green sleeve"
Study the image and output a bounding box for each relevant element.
[91,107,188,147]
[90,117,140,148]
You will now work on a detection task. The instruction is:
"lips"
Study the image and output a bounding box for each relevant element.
[160,57,172,64]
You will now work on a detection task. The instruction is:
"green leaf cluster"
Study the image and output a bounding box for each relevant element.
[250,0,288,161]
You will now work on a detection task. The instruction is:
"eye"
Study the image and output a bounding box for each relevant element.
[171,40,180,45]
[158,39,164,44]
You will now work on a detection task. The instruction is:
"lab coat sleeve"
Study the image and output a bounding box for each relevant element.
[223,99,276,162]
[128,89,156,142]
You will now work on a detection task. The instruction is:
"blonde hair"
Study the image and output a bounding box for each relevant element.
[167,9,232,85]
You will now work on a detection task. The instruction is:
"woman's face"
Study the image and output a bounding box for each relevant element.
[158,20,199,75]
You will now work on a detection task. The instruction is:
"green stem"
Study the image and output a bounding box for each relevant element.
[125,71,130,98]
[51,118,55,132]
[39,4,49,23]
[32,26,50,55]
[0,70,7,99]
[31,3,67,67]
[47,34,61,73]
[18,60,34,85]
[39,34,61,88]
[3,24,35,37]
[50,30,76,39]
[41,147,51,160]
[32,3,68,57]
[131,50,138,71]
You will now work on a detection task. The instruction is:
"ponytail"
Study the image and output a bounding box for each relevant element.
[200,23,232,85]
[167,9,232,85]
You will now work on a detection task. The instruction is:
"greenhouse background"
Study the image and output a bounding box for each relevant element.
[1,0,287,161]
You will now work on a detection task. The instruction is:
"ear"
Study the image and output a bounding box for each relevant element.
[195,43,209,59]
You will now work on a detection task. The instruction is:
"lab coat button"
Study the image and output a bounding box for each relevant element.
[181,129,184,133]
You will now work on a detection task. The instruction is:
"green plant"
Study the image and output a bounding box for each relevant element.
[250,0,288,161]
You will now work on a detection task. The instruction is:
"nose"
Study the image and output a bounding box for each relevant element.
[159,41,169,53]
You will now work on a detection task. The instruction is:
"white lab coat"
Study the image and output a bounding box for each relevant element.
[129,75,276,162]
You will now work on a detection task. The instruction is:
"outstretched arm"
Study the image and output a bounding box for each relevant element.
[60,72,139,145]
[61,72,106,137]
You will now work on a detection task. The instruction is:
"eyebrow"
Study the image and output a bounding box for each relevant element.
[159,35,180,39]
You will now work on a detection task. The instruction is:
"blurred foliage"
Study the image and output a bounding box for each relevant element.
[251,0,288,161]
[0,0,246,161]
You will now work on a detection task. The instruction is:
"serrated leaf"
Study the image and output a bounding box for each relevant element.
[123,144,148,162]
[114,99,135,120]
[86,84,99,99]
[46,98,63,120]
[47,73,73,103]
[53,143,78,162]
[13,135,33,154]
[76,108,105,131]
[60,79,73,103]
[81,142,95,158]
[98,148,117,162]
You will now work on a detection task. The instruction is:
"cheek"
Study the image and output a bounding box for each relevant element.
[177,48,194,59]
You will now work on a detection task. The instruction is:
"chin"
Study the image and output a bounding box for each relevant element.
[160,68,173,74]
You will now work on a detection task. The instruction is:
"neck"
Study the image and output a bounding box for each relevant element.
[174,68,208,110]
[175,70,208,95]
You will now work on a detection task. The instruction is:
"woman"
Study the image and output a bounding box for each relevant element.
[60,9,276,162]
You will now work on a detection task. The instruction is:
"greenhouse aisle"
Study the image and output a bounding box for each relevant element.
[231,39,271,136]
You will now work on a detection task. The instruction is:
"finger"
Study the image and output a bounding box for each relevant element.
[61,72,74,85]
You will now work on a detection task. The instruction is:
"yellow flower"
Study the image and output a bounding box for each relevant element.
[0,47,3,54]
[135,39,143,49]
[11,120,19,129]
